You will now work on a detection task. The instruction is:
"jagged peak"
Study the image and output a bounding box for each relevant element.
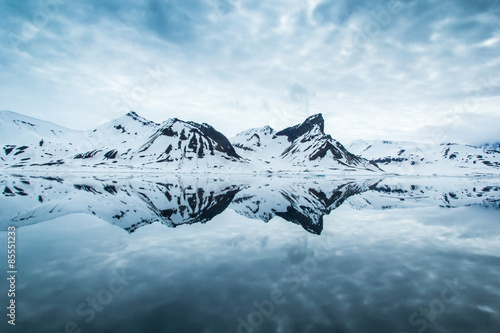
[124,111,158,126]
[126,110,139,117]
[161,117,179,126]
[260,125,275,135]
[304,113,324,128]
[275,114,325,142]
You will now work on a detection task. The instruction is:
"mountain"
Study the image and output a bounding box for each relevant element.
[77,112,244,170]
[230,114,381,172]
[0,110,379,173]
[482,143,500,154]
[0,110,247,171]
[348,140,500,175]
[3,110,499,174]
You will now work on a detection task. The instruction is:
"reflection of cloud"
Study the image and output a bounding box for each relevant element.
[6,203,500,332]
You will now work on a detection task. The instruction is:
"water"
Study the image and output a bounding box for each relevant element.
[1,173,499,333]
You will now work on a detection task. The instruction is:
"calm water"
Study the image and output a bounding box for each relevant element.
[1,173,499,333]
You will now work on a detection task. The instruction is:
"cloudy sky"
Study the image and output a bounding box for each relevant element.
[1,0,499,144]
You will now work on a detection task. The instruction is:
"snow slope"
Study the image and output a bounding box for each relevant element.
[230,114,381,172]
[0,111,247,171]
[2,110,499,175]
[0,111,379,173]
[348,140,500,175]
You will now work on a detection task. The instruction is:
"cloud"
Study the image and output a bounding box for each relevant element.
[0,0,499,144]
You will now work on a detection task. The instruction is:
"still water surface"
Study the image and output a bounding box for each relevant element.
[0,174,499,333]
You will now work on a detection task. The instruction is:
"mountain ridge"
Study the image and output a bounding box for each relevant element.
[1,110,499,174]
[0,110,379,173]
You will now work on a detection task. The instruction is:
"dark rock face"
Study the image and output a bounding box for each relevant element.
[276,113,325,142]
[1,111,383,171]
[104,150,118,159]
[193,122,240,159]
[272,115,381,171]
[75,150,101,159]
[4,145,15,155]
[126,111,158,127]
[139,119,242,162]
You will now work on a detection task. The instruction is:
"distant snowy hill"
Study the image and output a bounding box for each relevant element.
[0,110,88,167]
[0,111,380,173]
[348,140,500,175]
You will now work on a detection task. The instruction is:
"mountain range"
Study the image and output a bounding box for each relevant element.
[1,110,499,174]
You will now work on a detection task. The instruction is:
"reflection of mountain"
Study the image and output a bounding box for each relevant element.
[230,181,371,234]
[347,178,500,210]
[0,175,243,233]
[1,175,499,234]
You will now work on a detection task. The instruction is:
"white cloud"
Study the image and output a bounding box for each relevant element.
[0,0,499,144]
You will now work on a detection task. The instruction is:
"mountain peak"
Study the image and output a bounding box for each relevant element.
[275,114,324,142]
[124,111,158,127]
[304,114,324,128]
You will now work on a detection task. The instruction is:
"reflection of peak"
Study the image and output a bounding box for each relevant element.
[276,207,324,235]
[2,175,500,234]
[230,180,373,234]
[131,184,241,232]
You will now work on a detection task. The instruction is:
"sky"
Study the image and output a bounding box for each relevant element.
[1,0,499,145]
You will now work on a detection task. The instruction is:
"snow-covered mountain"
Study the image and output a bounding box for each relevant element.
[0,110,379,173]
[230,114,381,172]
[0,110,88,167]
[348,140,500,175]
[2,110,499,174]
[2,174,499,234]
[482,143,500,154]
[80,112,244,170]
[0,110,246,171]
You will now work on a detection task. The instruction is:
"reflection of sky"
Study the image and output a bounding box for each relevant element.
[1,205,499,333]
